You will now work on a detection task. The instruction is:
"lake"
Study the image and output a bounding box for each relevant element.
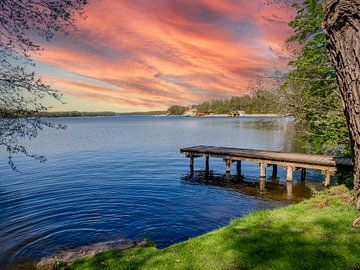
[0,116,322,269]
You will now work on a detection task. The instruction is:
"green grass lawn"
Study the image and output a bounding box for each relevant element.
[68,186,360,270]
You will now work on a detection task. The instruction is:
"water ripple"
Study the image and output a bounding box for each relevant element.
[0,116,317,269]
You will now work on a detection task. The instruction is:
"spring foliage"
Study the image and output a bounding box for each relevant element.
[0,0,88,169]
[284,0,350,155]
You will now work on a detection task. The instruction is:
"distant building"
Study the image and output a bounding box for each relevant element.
[183,108,198,116]
[230,110,245,117]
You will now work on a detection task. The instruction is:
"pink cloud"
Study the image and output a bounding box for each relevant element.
[35,0,294,111]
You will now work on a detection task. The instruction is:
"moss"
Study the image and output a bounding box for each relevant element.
[68,186,360,270]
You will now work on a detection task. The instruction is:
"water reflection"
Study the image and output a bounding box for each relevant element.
[182,170,316,203]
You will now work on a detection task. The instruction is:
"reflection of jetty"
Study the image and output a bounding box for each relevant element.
[181,171,315,203]
[180,145,353,187]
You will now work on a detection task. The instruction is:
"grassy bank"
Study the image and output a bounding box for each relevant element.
[68,187,360,270]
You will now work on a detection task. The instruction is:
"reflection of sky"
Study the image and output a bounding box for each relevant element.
[33,0,294,112]
[0,117,295,159]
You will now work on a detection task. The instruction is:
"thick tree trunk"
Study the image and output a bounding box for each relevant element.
[323,0,360,214]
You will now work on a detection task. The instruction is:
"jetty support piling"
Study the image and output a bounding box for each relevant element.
[189,156,194,172]
[286,180,293,199]
[272,164,278,178]
[301,168,306,181]
[286,166,294,182]
[323,170,333,187]
[205,156,209,173]
[260,177,266,191]
[225,159,232,174]
[259,162,267,178]
[236,161,242,176]
[181,145,353,186]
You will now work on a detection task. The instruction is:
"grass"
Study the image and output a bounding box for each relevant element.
[68,186,360,270]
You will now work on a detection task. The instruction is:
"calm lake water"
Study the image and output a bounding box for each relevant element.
[0,116,323,269]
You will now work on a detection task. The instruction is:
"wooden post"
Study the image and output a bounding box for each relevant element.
[301,168,306,181]
[286,166,293,182]
[286,180,293,200]
[236,160,241,176]
[189,156,194,175]
[259,162,266,178]
[324,171,331,187]
[225,159,231,174]
[272,164,278,178]
[190,156,194,167]
[205,156,209,173]
[260,177,266,192]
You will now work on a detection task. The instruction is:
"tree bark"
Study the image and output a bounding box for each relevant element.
[323,0,360,213]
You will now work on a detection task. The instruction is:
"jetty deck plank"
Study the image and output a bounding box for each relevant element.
[180,145,353,172]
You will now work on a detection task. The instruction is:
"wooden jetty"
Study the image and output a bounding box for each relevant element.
[180,145,353,186]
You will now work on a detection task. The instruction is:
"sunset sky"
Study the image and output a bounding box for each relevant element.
[35,0,294,112]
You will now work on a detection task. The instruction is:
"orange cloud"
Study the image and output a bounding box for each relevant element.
[35,0,294,111]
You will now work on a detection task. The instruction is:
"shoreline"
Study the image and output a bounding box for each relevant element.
[37,239,149,270]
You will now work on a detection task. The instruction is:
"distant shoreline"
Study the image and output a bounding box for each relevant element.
[200,113,285,118]
[35,111,288,118]
[34,111,167,118]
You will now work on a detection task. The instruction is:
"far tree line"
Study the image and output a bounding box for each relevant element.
[166,90,283,117]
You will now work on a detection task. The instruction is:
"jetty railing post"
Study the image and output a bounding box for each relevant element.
[225,159,232,174]
[236,160,241,176]
[205,156,209,174]
[272,164,278,178]
[259,162,266,178]
[301,168,306,181]
[286,166,293,182]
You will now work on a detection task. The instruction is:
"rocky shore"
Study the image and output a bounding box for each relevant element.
[37,239,149,270]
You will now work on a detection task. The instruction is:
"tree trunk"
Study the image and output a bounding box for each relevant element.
[322,0,360,213]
